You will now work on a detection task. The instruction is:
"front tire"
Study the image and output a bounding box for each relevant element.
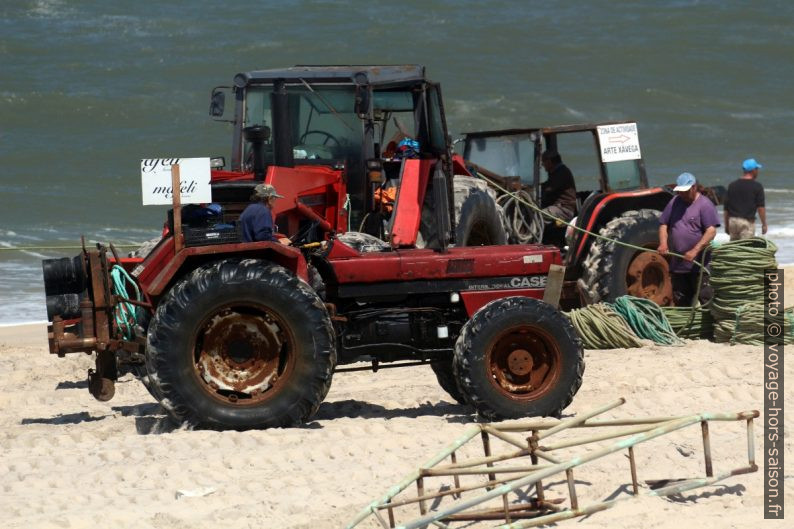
[431,358,466,405]
[453,297,584,420]
[146,258,336,430]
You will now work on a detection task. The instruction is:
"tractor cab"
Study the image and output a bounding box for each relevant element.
[208,65,454,249]
[461,122,649,216]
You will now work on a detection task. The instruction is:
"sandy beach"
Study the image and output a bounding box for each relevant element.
[1,281,792,528]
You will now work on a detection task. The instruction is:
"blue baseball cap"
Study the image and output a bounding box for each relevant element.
[742,158,762,172]
[673,172,696,192]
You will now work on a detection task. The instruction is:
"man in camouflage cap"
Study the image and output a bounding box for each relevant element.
[239,184,285,243]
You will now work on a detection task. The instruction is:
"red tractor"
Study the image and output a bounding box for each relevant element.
[43,65,583,430]
[459,124,725,308]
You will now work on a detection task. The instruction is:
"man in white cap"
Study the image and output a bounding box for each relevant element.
[658,172,720,306]
[239,183,286,243]
[724,158,766,240]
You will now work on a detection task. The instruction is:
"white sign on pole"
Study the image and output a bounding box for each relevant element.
[596,123,642,163]
[140,157,212,206]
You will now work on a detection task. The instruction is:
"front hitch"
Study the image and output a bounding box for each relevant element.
[44,243,146,401]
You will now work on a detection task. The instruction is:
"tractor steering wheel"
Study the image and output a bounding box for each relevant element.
[299,130,341,147]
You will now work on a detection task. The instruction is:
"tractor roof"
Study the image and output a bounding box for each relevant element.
[462,121,636,138]
[234,65,427,87]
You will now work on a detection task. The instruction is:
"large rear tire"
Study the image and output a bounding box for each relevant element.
[145,259,336,430]
[578,209,673,306]
[453,297,584,420]
[453,177,507,246]
[418,176,506,248]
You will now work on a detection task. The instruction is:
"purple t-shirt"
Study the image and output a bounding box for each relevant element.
[659,194,720,273]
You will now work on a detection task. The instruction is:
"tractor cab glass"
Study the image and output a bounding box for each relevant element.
[604,160,643,190]
[242,84,363,171]
[462,134,535,185]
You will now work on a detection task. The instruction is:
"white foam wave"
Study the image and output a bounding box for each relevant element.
[0,320,47,328]
[765,188,794,194]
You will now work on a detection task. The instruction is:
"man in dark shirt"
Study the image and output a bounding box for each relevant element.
[540,150,577,222]
[658,172,720,306]
[724,158,766,240]
[239,183,284,243]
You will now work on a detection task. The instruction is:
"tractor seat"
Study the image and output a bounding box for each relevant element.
[337,231,391,253]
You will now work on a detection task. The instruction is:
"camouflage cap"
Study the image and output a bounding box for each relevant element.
[253,183,284,199]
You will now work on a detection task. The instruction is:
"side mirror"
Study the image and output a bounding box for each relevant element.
[209,87,227,118]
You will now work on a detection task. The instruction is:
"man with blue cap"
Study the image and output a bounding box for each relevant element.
[658,172,720,306]
[724,158,766,240]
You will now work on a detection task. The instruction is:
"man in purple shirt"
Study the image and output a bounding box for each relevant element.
[658,172,720,306]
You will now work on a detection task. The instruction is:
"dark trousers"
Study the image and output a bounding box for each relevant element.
[671,269,712,307]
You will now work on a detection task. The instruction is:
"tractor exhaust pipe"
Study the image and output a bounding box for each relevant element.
[243,125,271,181]
[271,79,294,169]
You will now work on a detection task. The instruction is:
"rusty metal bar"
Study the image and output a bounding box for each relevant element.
[565,469,578,510]
[493,415,687,432]
[113,296,153,309]
[171,164,184,254]
[701,421,713,477]
[379,475,527,510]
[449,451,460,494]
[502,493,511,523]
[537,398,626,440]
[416,477,427,515]
[529,430,545,505]
[483,425,529,450]
[746,418,755,467]
[443,502,551,522]
[482,430,497,487]
[532,450,561,464]
[628,446,639,495]
[433,447,532,471]
[422,464,549,477]
[386,499,395,528]
[540,423,660,451]
[371,504,390,529]
[499,499,618,528]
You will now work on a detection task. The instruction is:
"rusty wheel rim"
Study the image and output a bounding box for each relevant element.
[626,249,673,306]
[191,303,295,406]
[485,325,562,401]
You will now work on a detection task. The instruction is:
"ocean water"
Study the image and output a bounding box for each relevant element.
[1,0,793,323]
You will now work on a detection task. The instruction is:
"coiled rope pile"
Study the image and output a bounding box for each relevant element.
[709,238,782,343]
[565,296,682,349]
[565,302,644,349]
[662,305,714,340]
[495,189,545,244]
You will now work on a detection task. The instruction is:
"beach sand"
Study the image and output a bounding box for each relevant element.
[1,273,792,528]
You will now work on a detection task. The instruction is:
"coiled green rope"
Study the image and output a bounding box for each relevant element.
[720,302,794,346]
[662,305,714,340]
[612,296,683,346]
[710,238,778,321]
[709,238,780,344]
[110,265,141,340]
[565,303,644,349]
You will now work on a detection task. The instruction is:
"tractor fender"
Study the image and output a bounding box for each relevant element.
[136,238,308,299]
[568,187,671,268]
